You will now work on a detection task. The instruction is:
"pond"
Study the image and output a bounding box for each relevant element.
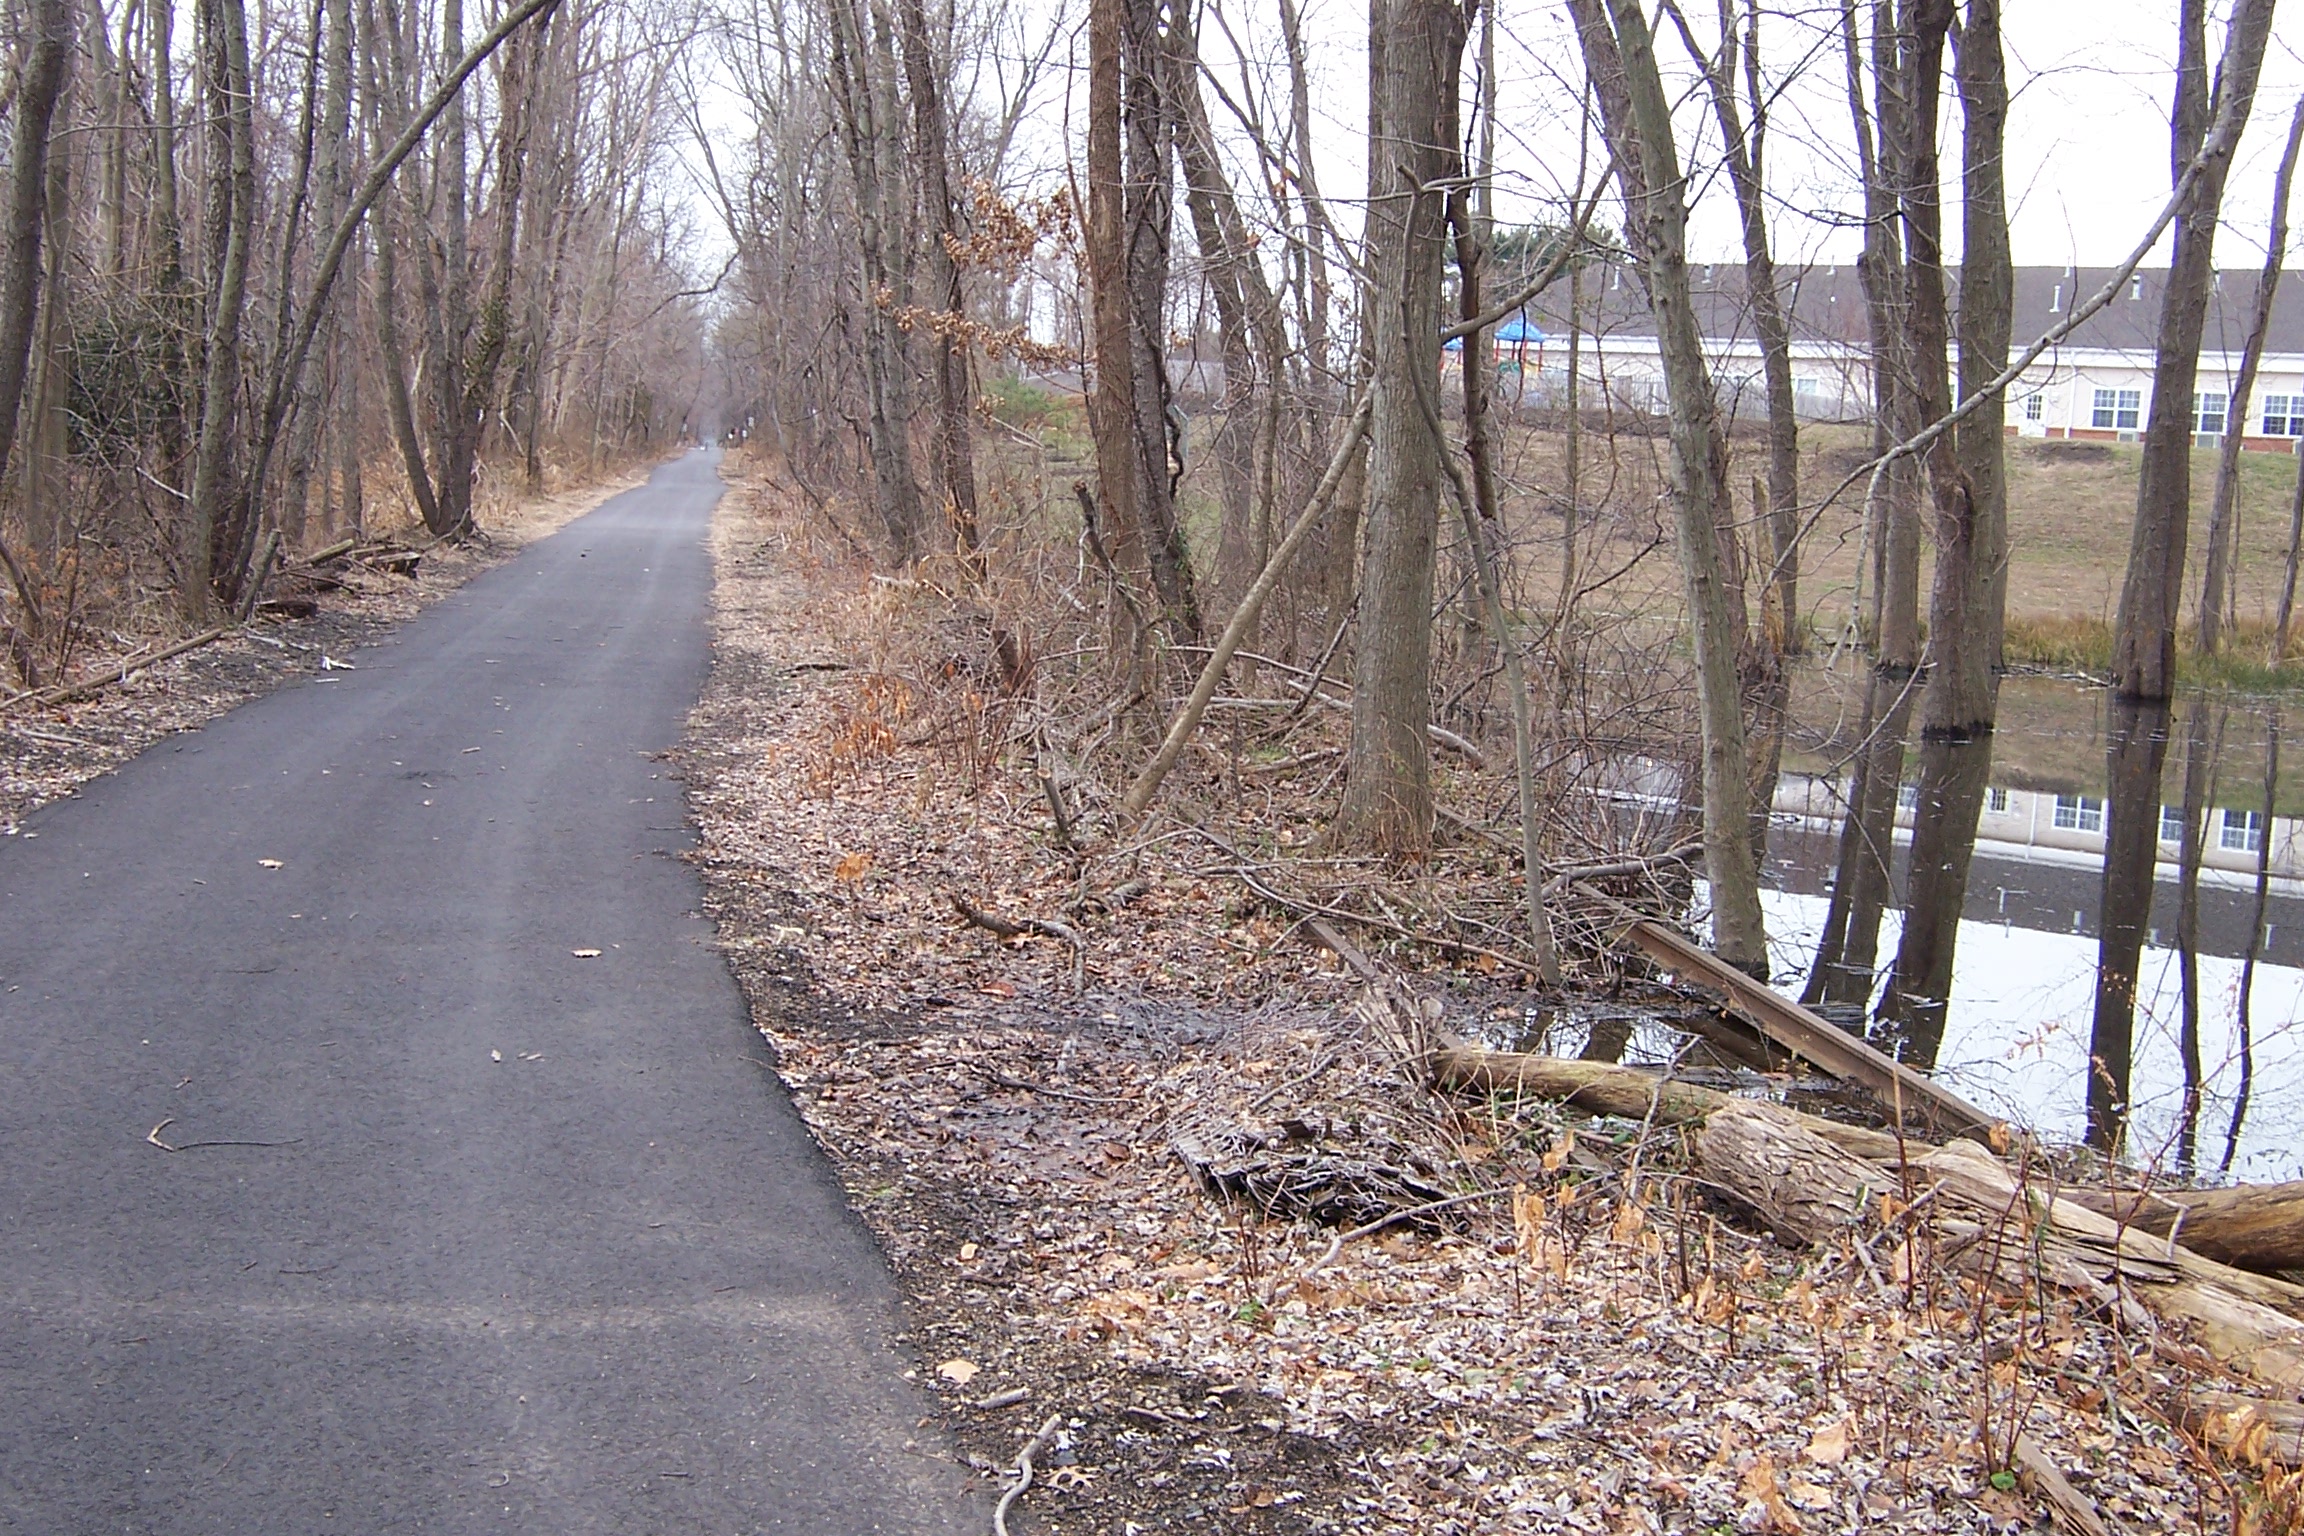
[1760,669,2304,1180]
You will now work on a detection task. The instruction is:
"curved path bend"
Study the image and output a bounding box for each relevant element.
[0,449,975,1533]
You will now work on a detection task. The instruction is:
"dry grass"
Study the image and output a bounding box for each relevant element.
[1320,411,2304,674]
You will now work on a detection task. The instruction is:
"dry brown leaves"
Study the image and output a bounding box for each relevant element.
[684,457,2280,1534]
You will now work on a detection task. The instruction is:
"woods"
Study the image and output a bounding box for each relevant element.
[696,0,2304,1168]
[0,0,706,679]
[20,0,2304,1521]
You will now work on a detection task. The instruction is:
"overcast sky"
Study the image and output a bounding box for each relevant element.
[1189,0,2304,270]
[686,1,2304,276]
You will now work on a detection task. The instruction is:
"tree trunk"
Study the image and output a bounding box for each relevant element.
[896,0,979,556]
[375,190,444,533]
[824,0,924,561]
[0,0,74,636]
[2091,696,2174,1154]
[1084,0,1148,638]
[186,0,255,615]
[2112,0,2275,701]
[2200,98,2304,655]
[2095,0,2274,1152]
[1172,0,1282,631]
[1333,0,1462,859]
[1878,0,2013,1055]
[428,0,479,537]
[1120,0,1197,638]
[1573,0,1765,973]
[2068,1177,2304,1277]
[2225,705,2279,1173]
[2173,702,2222,1174]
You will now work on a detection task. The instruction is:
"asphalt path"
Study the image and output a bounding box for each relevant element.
[0,448,977,1533]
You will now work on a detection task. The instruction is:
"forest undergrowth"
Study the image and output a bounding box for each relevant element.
[683,453,2304,1535]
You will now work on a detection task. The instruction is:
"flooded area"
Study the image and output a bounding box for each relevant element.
[1766,667,2304,1180]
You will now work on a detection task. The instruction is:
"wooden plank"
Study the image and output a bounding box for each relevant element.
[1621,918,2002,1141]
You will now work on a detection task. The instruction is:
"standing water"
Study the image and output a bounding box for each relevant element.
[1768,673,2304,1180]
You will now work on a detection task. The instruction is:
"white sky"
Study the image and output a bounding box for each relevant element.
[1270,0,2304,268]
[683,1,2304,278]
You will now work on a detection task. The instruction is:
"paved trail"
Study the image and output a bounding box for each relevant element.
[0,449,975,1533]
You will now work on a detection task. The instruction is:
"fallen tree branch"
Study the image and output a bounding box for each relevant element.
[1619,916,2002,1141]
[1117,389,1373,827]
[1296,1186,1509,1283]
[992,1413,1063,1536]
[1,626,232,714]
[296,535,359,566]
[949,893,1085,987]
[1540,842,1705,897]
[1237,869,1531,973]
[1430,1042,1908,1161]
[2011,1434,2110,1536]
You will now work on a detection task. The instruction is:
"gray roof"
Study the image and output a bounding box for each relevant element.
[1520,261,2304,357]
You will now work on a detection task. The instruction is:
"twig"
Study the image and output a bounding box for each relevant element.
[145,1117,301,1153]
[1237,869,1532,974]
[1296,1187,1509,1282]
[971,1064,1124,1106]
[1539,842,1705,897]
[948,894,1086,988]
[1038,772,1077,851]
[992,1413,1062,1536]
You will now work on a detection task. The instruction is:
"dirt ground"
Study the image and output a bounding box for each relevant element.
[680,453,2268,1535]
[0,468,640,830]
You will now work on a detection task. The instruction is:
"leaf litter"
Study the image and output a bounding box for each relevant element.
[680,467,2304,1534]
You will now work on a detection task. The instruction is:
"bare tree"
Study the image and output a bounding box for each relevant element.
[1570,0,1765,973]
[1877,0,2013,1063]
[1332,0,1463,857]
[2199,97,2304,655]
[0,0,75,657]
[2092,0,2274,1154]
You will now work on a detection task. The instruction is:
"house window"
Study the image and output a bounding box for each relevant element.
[2023,392,2046,422]
[2161,804,2186,844]
[2132,276,2145,300]
[2197,391,2230,436]
[2054,794,2105,833]
[2093,388,2142,430]
[2222,808,2265,853]
[1987,786,2012,813]
[1897,782,1921,812]
[2265,395,2303,436]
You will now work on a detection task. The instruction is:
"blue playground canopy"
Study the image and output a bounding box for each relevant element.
[1444,316,1546,350]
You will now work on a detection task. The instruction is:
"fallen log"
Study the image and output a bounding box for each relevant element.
[1693,1101,2304,1398]
[1620,918,2002,1143]
[298,535,359,565]
[2062,1180,2304,1277]
[0,626,232,714]
[1434,1038,2304,1460]
[2189,1387,2304,1465]
[1430,1044,1908,1161]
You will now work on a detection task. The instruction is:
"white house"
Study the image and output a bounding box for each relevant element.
[1486,261,2304,453]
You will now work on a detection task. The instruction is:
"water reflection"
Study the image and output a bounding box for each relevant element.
[1772,679,2304,1179]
